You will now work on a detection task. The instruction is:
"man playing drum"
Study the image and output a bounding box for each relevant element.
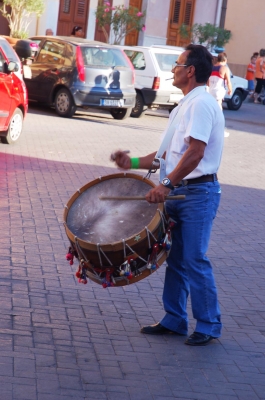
[111,44,224,346]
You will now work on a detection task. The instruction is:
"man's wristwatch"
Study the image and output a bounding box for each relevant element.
[161,177,174,190]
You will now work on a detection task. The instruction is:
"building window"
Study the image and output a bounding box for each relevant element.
[63,0,71,13]
[173,0,181,23]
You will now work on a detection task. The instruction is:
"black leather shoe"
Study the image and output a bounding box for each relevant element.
[140,323,184,335]
[185,331,217,346]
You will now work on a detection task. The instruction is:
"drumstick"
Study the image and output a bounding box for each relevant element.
[99,195,185,200]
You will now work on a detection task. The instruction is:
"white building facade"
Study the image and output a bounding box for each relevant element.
[27,0,222,47]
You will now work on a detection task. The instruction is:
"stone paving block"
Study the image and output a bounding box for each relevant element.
[84,392,107,400]
[127,386,153,400]
[0,392,13,400]
[12,384,37,400]
[37,377,60,394]
[107,392,131,400]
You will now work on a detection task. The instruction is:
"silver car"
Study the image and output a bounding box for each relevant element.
[25,37,136,119]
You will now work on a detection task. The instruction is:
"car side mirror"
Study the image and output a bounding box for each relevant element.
[8,61,20,73]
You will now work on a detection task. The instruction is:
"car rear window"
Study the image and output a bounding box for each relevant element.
[0,39,20,63]
[80,47,130,68]
[154,53,179,71]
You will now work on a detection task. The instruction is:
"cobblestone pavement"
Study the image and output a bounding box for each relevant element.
[0,102,264,400]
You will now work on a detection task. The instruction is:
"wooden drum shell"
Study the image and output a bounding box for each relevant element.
[63,173,167,286]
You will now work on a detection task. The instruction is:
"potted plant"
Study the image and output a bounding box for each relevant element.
[95,2,146,45]
[0,0,45,41]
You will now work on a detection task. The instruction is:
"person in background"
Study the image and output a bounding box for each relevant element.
[71,26,84,38]
[245,56,256,96]
[208,52,232,109]
[208,52,232,137]
[254,49,265,104]
[45,28,54,36]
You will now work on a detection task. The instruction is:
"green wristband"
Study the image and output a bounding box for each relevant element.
[131,157,140,169]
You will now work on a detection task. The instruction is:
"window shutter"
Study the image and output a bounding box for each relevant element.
[77,0,85,16]
[63,0,71,13]
[183,0,193,25]
[173,0,181,24]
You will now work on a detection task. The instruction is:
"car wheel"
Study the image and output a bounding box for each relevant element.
[227,89,243,110]
[54,88,76,118]
[2,108,23,145]
[110,108,132,120]
[130,93,146,118]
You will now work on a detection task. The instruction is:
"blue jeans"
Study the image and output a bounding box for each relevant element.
[160,181,222,337]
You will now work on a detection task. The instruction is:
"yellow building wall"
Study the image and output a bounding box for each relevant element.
[224,0,265,77]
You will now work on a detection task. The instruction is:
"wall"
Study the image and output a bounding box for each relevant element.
[141,0,170,46]
[87,0,98,40]
[224,0,265,77]
[193,0,220,25]
[36,0,60,35]
[18,0,60,37]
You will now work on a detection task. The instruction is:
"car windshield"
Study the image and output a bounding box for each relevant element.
[80,47,130,68]
[0,39,20,63]
[154,53,179,71]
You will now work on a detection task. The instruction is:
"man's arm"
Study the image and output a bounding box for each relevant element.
[112,150,157,170]
[145,137,206,203]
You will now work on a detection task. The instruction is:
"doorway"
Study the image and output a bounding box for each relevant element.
[57,0,90,37]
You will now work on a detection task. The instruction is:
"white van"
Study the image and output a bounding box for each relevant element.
[119,44,248,117]
[119,45,183,117]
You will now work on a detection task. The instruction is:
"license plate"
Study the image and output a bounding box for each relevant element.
[100,99,124,106]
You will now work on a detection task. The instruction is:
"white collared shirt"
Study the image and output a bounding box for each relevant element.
[162,86,225,179]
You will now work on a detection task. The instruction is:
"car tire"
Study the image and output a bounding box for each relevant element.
[2,108,23,145]
[130,93,147,118]
[110,108,132,120]
[54,88,76,118]
[227,89,243,110]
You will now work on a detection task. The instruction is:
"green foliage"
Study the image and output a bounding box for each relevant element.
[95,2,146,44]
[0,0,45,38]
[179,22,231,50]
[12,30,29,39]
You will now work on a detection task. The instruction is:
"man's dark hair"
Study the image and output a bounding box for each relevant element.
[185,44,213,83]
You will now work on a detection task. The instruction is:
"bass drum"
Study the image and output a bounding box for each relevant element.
[63,173,172,287]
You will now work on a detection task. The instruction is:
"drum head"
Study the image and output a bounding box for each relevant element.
[66,176,158,244]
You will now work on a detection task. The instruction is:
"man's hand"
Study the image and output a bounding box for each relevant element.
[145,184,171,203]
[111,150,131,169]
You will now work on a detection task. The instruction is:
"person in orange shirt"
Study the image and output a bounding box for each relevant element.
[254,49,265,104]
[245,56,256,95]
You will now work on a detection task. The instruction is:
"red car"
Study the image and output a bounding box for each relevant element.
[0,36,28,144]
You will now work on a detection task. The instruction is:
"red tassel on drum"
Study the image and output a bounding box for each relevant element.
[66,247,74,265]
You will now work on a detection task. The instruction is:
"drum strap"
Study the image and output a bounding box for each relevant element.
[146,87,206,182]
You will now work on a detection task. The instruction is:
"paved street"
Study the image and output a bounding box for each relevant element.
[0,99,264,400]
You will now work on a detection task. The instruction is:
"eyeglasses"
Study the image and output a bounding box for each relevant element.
[172,63,190,69]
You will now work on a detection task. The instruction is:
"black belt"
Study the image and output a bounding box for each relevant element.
[175,174,218,187]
